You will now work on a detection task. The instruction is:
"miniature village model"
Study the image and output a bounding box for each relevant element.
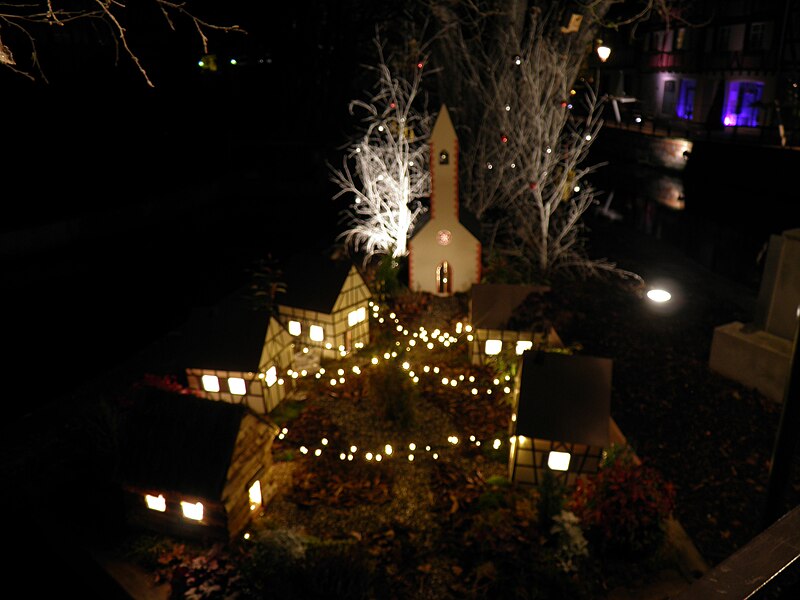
[124,107,619,547]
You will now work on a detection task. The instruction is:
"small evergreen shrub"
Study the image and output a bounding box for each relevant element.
[366,359,416,429]
[570,445,676,557]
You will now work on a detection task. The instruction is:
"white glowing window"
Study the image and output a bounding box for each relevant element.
[548,451,571,471]
[228,377,247,395]
[516,340,533,355]
[288,320,301,336]
[265,366,277,387]
[309,325,324,342]
[145,494,166,512]
[248,480,262,507]
[181,501,204,521]
[484,339,502,356]
[348,306,366,327]
[201,375,220,393]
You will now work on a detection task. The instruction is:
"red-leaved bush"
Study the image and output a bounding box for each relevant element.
[569,445,676,557]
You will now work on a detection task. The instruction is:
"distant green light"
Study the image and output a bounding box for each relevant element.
[198,60,205,67]
[230,59,237,65]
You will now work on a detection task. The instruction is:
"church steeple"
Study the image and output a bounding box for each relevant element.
[429,104,459,222]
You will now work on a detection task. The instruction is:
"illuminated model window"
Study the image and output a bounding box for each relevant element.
[516,340,533,355]
[309,325,324,342]
[288,320,301,336]
[485,339,502,356]
[348,306,366,327]
[145,494,166,512]
[201,375,220,393]
[548,451,571,471]
[228,377,247,395]
[181,501,204,521]
[248,480,262,510]
[265,366,277,387]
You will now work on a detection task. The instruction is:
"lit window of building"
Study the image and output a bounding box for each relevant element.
[265,366,277,387]
[485,339,502,356]
[228,377,247,395]
[181,501,204,521]
[201,375,220,393]
[145,494,166,512]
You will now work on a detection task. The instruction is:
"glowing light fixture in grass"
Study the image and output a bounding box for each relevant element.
[647,289,672,303]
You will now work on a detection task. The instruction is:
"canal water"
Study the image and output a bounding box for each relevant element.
[587,127,799,291]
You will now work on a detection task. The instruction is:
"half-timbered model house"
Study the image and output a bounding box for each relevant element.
[408,105,482,296]
[468,283,563,365]
[181,289,295,414]
[119,388,278,541]
[509,351,612,488]
[275,253,371,360]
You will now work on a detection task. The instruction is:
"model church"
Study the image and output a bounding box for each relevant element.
[408,105,482,295]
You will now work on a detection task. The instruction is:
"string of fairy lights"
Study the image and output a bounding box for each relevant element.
[273,300,517,465]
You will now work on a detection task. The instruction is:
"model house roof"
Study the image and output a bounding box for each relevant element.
[515,351,611,448]
[119,388,246,499]
[410,203,482,241]
[470,283,550,329]
[276,252,358,313]
[177,289,273,373]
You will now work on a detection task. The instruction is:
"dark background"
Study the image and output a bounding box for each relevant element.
[2,2,408,415]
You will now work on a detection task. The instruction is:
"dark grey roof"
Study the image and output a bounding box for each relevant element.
[120,388,245,500]
[410,200,482,242]
[515,351,612,447]
[470,284,550,329]
[177,288,273,372]
[276,252,356,313]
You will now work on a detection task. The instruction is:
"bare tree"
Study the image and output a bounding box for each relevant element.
[429,1,640,281]
[330,35,434,264]
[0,1,241,86]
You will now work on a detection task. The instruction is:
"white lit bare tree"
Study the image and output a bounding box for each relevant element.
[330,36,433,264]
[0,1,240,86]
[430,2,640,282]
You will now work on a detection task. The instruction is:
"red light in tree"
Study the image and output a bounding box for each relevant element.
[501,135,508,144]
[529,182,538,190]
[417,61,424,69]
[390,102,396,109]
[560,101,567,108]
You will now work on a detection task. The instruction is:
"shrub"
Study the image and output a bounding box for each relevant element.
[366,359,416,429]
[550,510,589,573]
[569,445,676,557]
[537,469,567,531]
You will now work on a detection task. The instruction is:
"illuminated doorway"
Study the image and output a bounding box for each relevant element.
[436,261,452,295]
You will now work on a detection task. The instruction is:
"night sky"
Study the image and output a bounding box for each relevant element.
[3,2,399,414]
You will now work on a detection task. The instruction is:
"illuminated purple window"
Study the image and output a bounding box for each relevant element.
[676,79,696,120]
[722,81,764,127]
